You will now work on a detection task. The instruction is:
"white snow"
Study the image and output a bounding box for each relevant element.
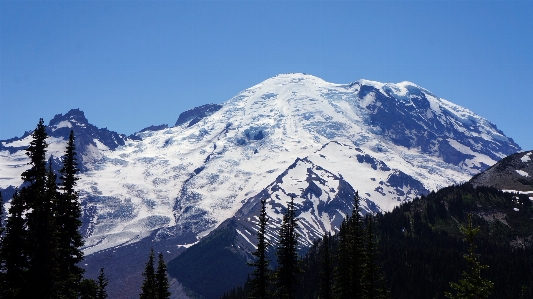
[53,120,73,130]
[521,152,532,163]
[515,170,529,177]
[0,73,517,256]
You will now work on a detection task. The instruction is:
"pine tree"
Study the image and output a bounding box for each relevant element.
[275,196,299,299]
[24,161,62,298]
[97,267,109,299]
[333,218,352,299]
[361,216,388,299]
[318,232,332,299]
[156,252,171,299]
[445,214,494,299]
[18,120,62,298]
[333,192,365,299]
[80,278,99,299]
[57,130,85,297]
[0,191,28,299]
[248,199,271,299]
[0,192,4,237]
[140,248,157,299]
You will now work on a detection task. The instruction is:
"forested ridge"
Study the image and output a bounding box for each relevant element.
[222,184,533,299]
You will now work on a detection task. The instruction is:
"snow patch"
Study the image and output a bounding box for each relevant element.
[515,170,529,177]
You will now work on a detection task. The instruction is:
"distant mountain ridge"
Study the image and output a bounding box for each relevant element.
[0,73,522,298]
[471,150,533,192]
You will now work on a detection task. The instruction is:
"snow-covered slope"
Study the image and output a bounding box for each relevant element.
[0,73,520,256]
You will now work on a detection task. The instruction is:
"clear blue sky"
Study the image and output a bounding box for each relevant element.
[1,1,532,150]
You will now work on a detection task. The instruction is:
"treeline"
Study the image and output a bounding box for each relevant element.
[222,193,389,299]
[0,119,171,299]
[223,184,533,299]
[0,119,90,299]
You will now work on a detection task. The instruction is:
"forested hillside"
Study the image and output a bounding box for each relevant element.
[222,184,533,299]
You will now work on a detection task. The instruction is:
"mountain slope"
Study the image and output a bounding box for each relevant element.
[471,150,533,192]
[0,73,522,298]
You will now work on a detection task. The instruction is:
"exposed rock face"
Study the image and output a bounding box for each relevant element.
[471,151,533,191]
[174,104,223,127]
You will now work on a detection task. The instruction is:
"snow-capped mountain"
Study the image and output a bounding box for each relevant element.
[0,73,520,261]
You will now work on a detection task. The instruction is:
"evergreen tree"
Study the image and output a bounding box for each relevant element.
[80,279,99,299]
[275,196,299,299]
[18,120,61,298]
[445,214,494,299]
[348,192,365,299]
[97,267,109,299]
[333,218,352,299]
[0,192,4,237]
[317,232,332,299]
[24,161,62,298]
[140,248,157,299]
[57,130,85,297]
[248,199,271,299]
[0,191,28,299]
[156,252,171,299]
[334,192,365,299]
[361,216,388,299]
[21,118,48,188]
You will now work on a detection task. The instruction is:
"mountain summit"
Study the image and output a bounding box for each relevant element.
[0,73,521,297]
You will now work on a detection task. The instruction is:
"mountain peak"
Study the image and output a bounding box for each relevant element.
[48,108,89,129]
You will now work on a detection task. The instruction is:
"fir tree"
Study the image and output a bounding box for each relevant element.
[140,248,157,299]
[21,118,48,188]
[19,120,61,298]
[97,267,109,299]
[318,232,332,299]
[333,218,352,299]
[57,130,85,297]
[0,192,4,237]
[248,199,271,299]
[445,214,494,299]
[80,279,99,299]
[156,252,171,299]
[334,192,365,299]
[275,196,299,299]
[361,216,388,299]
[24,161,62,298]
[0,191,28,299]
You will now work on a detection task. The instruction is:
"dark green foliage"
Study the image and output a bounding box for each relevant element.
[275,196,300,299]
[79,269,108,299]
[361,216,388,299]
[0,121,87,299]
[317,233,332,299]
[20,121,61,299]
[377,184,533,299]
[445,214,494,299]
[0,191,28,299]
[224,183,533,299]
[0,192,4,237]
[333,192,366,299]
[248,199,271,299]
[97,267,109,299]
[156,253,171,299]
[140,249,171,299]
[80,278,99,299]
[57,130,85,297]
[21,118,48,187]
[140,248,157,299]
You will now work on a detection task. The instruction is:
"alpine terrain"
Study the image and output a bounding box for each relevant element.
[0,73,521,298]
